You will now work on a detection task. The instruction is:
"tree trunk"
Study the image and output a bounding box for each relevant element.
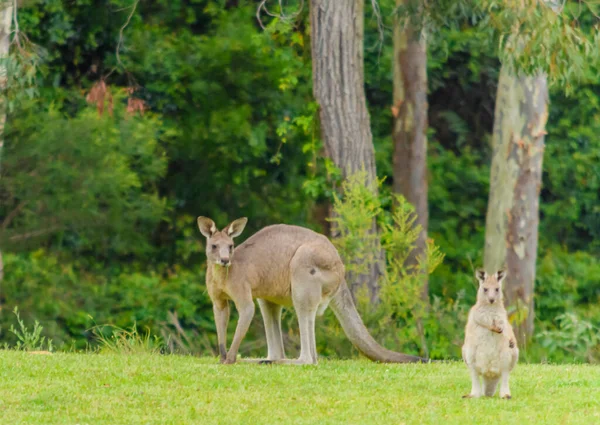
[310,0,377,184]
[310,0,384,302]
[484,66,548,344]
[0,2,13,312]
[392,0,428,299]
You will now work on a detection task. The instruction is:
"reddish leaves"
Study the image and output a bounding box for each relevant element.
[86,82,147,117]
[86,80,113,117]
[126,87,147,117]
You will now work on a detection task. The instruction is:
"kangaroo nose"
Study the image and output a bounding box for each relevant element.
[221,258,230,265]
[489,299,495,304]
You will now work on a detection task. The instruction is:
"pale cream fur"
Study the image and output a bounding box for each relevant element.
[462,269,519,399]
[197,216,424,365]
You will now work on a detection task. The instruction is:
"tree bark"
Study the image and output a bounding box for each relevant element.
[310,0,377,184]
[0,2,13,311]
[392,0,428,299]
[484,66,548,344]
[310,0,383,302]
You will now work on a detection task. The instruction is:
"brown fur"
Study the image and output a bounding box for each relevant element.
[197,217,425,365]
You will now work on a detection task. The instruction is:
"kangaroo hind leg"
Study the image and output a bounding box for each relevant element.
[500,370,512,399]
[291,281,319,365]
[289,241,343,365]
[290,245,328,365]
[257,299,286,361]
[463,365,483,398]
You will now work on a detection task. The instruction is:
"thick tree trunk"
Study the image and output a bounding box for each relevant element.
[310,0,384,302]
[310,0,377,183]
[484,66,548,344]
[0,2,13,310]
[392,0,428,299]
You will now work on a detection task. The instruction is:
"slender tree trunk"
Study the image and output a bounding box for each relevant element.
[484,66,548,344]
[310,0,384,302]
[392,0,429,358]
[0,2,13,311]
[392,0,428,298]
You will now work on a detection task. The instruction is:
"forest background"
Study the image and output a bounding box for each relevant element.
[0,0,598,363]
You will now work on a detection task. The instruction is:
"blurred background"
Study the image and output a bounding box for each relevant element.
[0,0,598,362]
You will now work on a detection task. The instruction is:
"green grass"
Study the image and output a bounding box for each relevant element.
[1,351,599,424]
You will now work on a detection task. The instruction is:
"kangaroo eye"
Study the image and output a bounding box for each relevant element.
[483,288,488,293]
[229,245,233,251]
[495,288,499,292]
[211,244,217,250]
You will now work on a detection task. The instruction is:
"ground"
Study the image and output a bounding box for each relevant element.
[1,351,599,424]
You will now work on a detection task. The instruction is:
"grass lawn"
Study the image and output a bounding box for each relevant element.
[1,351,599,424]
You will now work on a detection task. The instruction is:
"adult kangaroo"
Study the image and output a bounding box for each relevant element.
[197,216,424,365]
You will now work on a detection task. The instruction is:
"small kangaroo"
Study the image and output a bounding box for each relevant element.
[462,269,519,399]
[197,216,424,365]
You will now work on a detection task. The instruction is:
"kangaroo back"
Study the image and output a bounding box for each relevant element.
[232,224,342,301]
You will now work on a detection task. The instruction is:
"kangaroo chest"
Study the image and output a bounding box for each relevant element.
[206,266,234,300]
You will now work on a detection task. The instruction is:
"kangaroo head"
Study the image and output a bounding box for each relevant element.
[475,269,506,305]
[197,216,248,267]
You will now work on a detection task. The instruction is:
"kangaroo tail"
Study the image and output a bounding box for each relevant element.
[330,279,427,363]
[483,377,499,397]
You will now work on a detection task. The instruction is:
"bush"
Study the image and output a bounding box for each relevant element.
[0,98,167,258]
[0,251,215,352]
[314,171,459,360]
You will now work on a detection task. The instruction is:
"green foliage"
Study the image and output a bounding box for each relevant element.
[318,172,450,358]
[0,97,167,257]
[121,2,316,242]
[4,40,44,112]
[538,313,600,363]
[0,251,215,351]
[395,0,600,90]
[328,172,382,279]
[535,247,600,323]
[377,196,444,322]
[542,86,600,252]
[5,307,53,352]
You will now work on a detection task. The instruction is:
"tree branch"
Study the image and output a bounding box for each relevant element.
[105,0,140,81]
[8,225,62,242]
[116,0,139,71]
[256,0,304,30]
[1,199,27,230]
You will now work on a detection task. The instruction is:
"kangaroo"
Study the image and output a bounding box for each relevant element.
[462,269,519,399]
[197,216,424,365]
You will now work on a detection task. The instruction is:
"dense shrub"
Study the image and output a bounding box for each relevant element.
[0,252,214,352]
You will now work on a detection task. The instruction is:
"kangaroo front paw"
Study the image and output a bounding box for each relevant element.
[501,394,512,400]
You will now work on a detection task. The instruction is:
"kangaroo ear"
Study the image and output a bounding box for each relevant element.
[475,269,486,284]
[496,269,507,285]
[224,217,248,238]
[197,216,217,238]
